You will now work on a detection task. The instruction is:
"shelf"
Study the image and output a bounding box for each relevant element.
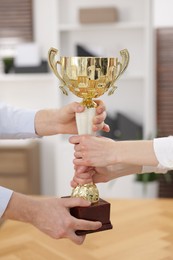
[0,73,54,82]
[0,140,36,147]
[59,22,146,32]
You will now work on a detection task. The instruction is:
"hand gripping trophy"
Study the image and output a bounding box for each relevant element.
[48,48,129,235]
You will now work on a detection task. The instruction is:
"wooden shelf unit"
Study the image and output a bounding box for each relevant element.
[0,141,40,195]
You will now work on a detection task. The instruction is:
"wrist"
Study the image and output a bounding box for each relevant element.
[109,141,124,164]
[113,140,158,166]
[35,109,59,136]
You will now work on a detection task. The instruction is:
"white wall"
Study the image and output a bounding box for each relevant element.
[154,0,173,27]
[32,0,58,59]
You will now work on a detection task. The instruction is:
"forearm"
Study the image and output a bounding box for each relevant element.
[2,192,38,224]
[100,164,143,181]
[114,140,159,166]
[111,164,142,178]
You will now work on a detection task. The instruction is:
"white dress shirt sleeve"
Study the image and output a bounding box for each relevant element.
[0,186,13,218]
[141,136,173,174]
[153,136,173,169]
[0,102,38,139]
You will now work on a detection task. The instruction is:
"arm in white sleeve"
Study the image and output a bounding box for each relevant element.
[0,186,13,218]
[153,136,173,169]
[141,136,173,174]
[0,102,38,139]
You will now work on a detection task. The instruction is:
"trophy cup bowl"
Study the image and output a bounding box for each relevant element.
[48,48,129,108]
[48,48,129,235]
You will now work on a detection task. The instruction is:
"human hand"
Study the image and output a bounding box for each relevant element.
[71,164,142,187]
[69,135,116,167]
[35,100,110,136]
[71,165,113,187]
[57,100,110,134]
[3,193,102,245]
[32,197,102,244]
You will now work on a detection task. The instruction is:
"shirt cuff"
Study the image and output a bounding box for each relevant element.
[141,164,168,174]
[154,136,173,169]
[0,186,13,218]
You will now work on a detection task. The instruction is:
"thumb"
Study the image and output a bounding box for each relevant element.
[68,102,85,114]
[62,197,91,208]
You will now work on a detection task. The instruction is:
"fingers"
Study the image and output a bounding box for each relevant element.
[70,179,78,188]
[75,167,95,181]
[75,172,93,179]
[73,177,93,186]
[68,219,102,245]
[75,165,89,173]
[74,144,82,152]
[72,99,109,133]
[74,219,102,232]
[73,158,86,166]
[93,111,106,125]
[71,166,94,187]
[74,151,82,158]
[93,101,107,132]
[71,174,93,187]
[68,100,110,133]
[102,123,110,132]
[94,100,106,115]
[73,157,91,166]
[61,197,102,245]
[69,135,81,145]
[69,100,105,117]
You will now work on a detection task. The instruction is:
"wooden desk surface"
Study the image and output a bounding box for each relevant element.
[0,199,173,260]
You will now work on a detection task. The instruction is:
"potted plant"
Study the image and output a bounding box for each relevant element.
[2,57,14,74]
[158,170,173,197]
[134,170,173,198]
[133,172,159,198]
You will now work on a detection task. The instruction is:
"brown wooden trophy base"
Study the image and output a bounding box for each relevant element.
[69,197,113,236]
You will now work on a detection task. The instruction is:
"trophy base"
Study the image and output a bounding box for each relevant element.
[65,197,113,236]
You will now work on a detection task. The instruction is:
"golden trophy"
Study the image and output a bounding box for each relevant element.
[48,47,129,235]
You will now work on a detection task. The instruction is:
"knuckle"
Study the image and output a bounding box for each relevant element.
[65,219,72,229]
[81,135,88,143]
[85,159,92,165]
[82,152,86,158]
[56,228,67,239]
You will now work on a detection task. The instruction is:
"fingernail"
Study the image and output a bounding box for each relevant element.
[77,105,83,112]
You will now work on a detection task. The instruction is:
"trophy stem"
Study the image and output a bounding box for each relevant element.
[81,98,97,109]
[71,106,100,203]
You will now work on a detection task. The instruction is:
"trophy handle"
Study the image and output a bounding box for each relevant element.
[108,49,130,96]
[48,48,68,95]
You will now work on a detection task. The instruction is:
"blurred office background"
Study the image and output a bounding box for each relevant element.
[0,0,173,199]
